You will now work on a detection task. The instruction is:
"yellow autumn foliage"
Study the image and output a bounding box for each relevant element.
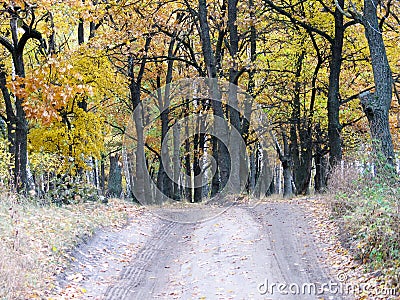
[8,45,125,172]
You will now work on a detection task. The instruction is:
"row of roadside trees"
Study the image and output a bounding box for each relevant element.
[0,0,398,200]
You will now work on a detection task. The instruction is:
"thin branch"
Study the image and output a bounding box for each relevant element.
[341,115,364,128]
[263,0,334,43]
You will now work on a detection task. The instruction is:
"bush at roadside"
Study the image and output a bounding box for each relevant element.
[328,158,399,291]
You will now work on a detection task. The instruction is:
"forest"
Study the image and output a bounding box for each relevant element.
[0,0,399,298]
[0,0,399,200]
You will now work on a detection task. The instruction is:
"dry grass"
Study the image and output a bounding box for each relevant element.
[325,162,400,297]
[0,193,139,299]
[327,162,362,194]
[326,162,362,217]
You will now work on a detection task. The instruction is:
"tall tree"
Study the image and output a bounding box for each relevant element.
[361,0,395,167]
[128,36,153,203]
[227,0,241,192]
[0,2,44,191]
[262,0,358,170]
[327,0,346,167]
[155,36,175,199]
[198,0,230,192]
[336,0,395,167]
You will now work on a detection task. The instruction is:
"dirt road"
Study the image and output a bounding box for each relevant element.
[60,201,347,299]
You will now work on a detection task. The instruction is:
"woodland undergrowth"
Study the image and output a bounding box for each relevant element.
[328,156,400,292]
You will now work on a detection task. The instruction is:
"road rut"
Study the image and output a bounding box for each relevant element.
[60,201,347,299]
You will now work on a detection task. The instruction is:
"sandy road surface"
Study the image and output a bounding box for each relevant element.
[60,201,347,300]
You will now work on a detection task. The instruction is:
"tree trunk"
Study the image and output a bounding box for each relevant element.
[197,115,206,201]
[193,118,204,202]
[193,131,202,202]
[248,145,256,193]
[314,124,328,192]
[253,148,273,198]
[122,150,132,198]
[266,174,275,196]
[131,81,152,203]
[128,36,152,204]
[315,152,328,193]
[290,51,312,195]
[360,0,395,167]
[228,0,241,193]
[1,3,44,193]
[172,122,181,199]
[100,154,105,195]
[184,138,192,201]
[275,131,293,198]
[327,1,345,168]
[89,21,96,39]
[13,53,28,192]
[92,157,98,188]
[0,118,5,137]
[244,2,257,195]
[291,125,312,195]
[360,92,394,167]
[282,133,293,198]
[78,19,84,45]
[107,154,122,198]
[156,38,175,200]
[0,67,15,155]
[275,165,281,194]
[210,136,219,197]
[184,100,193,201]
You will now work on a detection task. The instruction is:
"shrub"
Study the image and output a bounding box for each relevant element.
[44,174,103,205]
[327,155,400,290]
[28,152,104,205]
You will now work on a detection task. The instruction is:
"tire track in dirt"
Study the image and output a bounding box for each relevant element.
[57,210,161,299]
[104,220,192,299]
[248,202,345,299]
[59,201,350,299]
[156,204,338,299]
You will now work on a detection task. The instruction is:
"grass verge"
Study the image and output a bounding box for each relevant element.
[0,194,139,299]
[326,163,399,298]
